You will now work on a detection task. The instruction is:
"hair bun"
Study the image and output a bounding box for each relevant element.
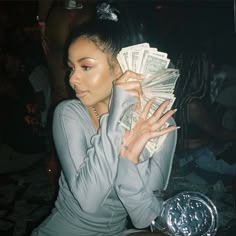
[96,3,119,22]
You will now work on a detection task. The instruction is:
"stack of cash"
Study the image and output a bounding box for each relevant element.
[117,43,179,157]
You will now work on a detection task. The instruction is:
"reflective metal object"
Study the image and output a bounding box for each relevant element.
[65,0,83,10]
[96,3,119,22]
[151,191,218,236]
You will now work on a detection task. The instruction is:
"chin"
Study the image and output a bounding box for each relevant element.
[77,97,93,107]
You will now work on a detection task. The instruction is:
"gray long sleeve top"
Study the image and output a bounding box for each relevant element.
[33,86,177,236]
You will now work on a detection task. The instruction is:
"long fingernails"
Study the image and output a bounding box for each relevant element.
[175,126,181,130]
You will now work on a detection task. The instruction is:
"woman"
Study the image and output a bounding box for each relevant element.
[32,4,177,236]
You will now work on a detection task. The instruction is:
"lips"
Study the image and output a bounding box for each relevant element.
[75,90,89,98]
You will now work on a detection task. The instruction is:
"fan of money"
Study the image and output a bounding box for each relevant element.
[117,43,180,157]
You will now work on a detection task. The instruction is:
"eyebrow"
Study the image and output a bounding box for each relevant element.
[78,57,96,62]
[68,57,96,64]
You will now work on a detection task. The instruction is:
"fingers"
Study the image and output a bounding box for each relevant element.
[156,108,177,126]
[137,99,178,136]
[148,100,170,122]
[115,70,144,99]
[117,81,142,96]
[139,98,156,120]
[116,70,144,83]
[151,125,179,138]
[150,108,177,133]
[139,99,171,122]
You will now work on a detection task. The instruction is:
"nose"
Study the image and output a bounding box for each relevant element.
[69,69,80,87]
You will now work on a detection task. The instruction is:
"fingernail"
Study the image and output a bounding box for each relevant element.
[173,109,178,113]
[176,126,181,130]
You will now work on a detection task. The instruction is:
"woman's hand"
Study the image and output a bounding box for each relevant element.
[114,70,144,109]
[120,99,177,164]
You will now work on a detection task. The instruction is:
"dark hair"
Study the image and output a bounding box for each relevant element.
[173,47,212,150]
[63,3,146,66]
[64,20,122,65]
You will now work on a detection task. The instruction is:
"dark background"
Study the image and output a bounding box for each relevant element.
[1,0,235,65]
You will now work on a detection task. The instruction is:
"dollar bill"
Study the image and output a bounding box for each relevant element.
[140,54,170,77]
[117,43,179,157]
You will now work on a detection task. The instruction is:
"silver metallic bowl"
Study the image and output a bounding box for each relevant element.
[151,191,218,236]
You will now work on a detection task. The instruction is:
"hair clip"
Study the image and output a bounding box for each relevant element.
[96,3,119,22]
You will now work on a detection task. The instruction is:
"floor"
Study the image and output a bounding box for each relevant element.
[0,156,235,236]
[0,158,57,236]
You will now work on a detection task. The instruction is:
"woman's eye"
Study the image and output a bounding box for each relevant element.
[81,65,91,71]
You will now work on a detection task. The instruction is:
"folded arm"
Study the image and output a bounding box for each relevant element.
[53,87,136,213]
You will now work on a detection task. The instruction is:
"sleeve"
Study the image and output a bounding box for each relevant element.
[115,117,177,229]
[52,86,136,213]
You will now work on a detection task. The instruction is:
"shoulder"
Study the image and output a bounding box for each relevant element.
[54,99,87,120]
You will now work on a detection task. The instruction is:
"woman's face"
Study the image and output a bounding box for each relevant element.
[68,37,120,107]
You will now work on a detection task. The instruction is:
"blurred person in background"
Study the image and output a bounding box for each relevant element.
[37,0,96,104]
[174,46,236,180]
[0,43,46,174]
